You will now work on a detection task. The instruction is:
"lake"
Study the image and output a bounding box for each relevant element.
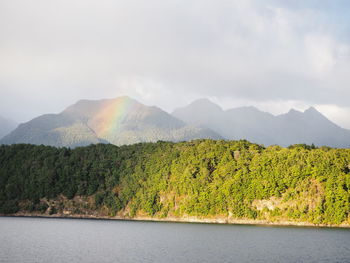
[0,217,349,263]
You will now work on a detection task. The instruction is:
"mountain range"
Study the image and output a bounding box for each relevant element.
[0,97,221,147]
[1,96,350,148]
[173,98,350,148]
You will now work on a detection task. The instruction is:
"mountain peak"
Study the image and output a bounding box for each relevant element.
[303,106,333,124]
[62,96,142,117]
[172,98,223,127]
[188,98,223,111]
[73,96,138,106]
[288,108,301,114]
[172,98,223,117]
[304,106,320,115]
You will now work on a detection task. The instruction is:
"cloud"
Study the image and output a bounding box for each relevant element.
[0,0,349,127]
[315,104,350,130]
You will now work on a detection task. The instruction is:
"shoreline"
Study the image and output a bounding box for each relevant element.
[2,213,349,229]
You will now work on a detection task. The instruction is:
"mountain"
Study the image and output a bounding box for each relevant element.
[3,96,349,148]
[0,116,17,140]
[0,97,221,147]
[272,107,350,147]
[0,113,106,147]
[173,99,350,148]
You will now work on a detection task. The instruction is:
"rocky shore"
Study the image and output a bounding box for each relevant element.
[2,212,349,229]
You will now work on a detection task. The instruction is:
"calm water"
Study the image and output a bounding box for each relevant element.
[0,217,349,263]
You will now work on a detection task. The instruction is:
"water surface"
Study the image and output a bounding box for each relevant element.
[0,217,349,263]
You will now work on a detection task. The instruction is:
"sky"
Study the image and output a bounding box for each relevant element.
[1,0,350,128]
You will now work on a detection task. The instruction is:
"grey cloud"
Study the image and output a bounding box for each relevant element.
[0,0,349,123]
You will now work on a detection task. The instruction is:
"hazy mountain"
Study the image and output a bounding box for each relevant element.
[3,96,349,148]
[0,113,106,148]
[0,97,221,147]
[173,99,350,148]
[272,107,350,147]
[0,116,17,140]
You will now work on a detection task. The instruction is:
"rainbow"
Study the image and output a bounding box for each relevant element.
[91,96,136,139]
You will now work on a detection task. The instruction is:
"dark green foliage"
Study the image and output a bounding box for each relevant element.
[37,203,49,213]
[288,143,317,150]
[0,140,349,225]
[0,200,19,214]
[49,206,57,215]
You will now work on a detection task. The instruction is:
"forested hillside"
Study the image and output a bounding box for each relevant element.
[1,140,349,226]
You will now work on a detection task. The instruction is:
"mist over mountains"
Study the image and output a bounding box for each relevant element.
[0,116,17,140]
[0,97,221,148]
[173,99,350,148]
[1,96,350,148]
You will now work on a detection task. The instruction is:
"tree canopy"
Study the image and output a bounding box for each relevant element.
[0,140,349,225]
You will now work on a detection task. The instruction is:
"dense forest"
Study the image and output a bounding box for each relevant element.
[0,140,349,226]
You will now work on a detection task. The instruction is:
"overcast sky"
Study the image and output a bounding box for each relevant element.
[1,0,350,128]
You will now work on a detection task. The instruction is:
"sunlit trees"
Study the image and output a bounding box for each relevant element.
[0,140,349,225]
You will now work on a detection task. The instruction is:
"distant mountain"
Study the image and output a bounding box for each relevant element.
[3,96,350,148]
[0,116,17,140]
[0,97,221,147]
[173,99,350,148]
